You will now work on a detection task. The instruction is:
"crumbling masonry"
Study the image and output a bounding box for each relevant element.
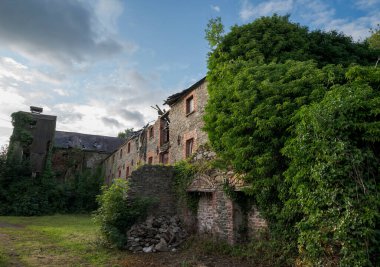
[10,77,266,244]
[104,77,267,244]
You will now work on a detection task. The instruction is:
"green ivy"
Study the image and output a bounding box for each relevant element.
[283,67,380,266]
[173,160,199,213]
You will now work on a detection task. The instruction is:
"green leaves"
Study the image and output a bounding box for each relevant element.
[204,14,379,266]
[94,179,152,249]
[283,67,380,265]
[205,17,224,49]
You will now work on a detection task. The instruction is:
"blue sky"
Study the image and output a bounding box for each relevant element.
[0,0,378,146]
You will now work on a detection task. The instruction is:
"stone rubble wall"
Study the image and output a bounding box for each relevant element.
[127,165,176,216]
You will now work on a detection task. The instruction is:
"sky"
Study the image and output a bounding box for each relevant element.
[0,0,379,146]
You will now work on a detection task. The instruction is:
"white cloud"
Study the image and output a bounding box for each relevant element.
[93,0,124,36]
[239,0,379,41]
[53,88,70,96]
[297,0,378,40]
[211,5,221,12]
[240,0,293,21]
[355,0,380,10]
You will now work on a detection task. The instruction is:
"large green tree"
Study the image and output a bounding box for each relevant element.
[204,15,379,265]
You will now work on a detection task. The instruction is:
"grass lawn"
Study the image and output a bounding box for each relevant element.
[0,214,123,267]
[0,214,254,267]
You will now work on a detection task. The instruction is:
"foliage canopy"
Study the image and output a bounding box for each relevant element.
[204,15,379,265]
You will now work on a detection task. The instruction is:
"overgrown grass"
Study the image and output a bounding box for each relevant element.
[182,234,292,267]
[0,214,123,266]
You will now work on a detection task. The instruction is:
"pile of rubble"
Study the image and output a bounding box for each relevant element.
[126,215,188,253]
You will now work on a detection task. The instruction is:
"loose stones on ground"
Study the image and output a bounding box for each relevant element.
[127,215,187,253]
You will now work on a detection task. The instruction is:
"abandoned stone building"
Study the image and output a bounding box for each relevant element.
[9,77,266,245]
[104,77,267,244]
[52,131,124,181]
[9,106,124,181]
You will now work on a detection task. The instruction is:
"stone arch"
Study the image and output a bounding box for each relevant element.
[187,173,216,192]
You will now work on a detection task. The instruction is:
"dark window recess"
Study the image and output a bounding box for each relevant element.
[120,149,123,158]
[186,96,194,114]
[186,138,194,158]
[127,142,131,153]
[126,166,130,177]
[149,127,154,139]
[148,157,153,165]
[131,160,134,166]
[118,170,121,177]
[160,120,169,145]
[160,152,169,164]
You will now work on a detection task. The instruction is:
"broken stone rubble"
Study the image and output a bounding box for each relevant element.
[126,215,187,253]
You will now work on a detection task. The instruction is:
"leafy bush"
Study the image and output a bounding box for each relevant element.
[283,66,380,266]
[205,15,379,265]
[93,179,152,249]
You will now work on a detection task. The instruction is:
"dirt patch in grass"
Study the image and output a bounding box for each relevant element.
[0,231,24,267]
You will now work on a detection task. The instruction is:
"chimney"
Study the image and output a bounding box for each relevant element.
[30,106,43,114]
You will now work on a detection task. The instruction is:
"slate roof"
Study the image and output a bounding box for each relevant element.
[54,131,124,154]
[164,77,206,106]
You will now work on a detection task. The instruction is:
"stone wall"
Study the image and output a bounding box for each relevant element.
[128,165,176,216]
[105,132,146,183]
[187,146,268,244]
[247,207,268,238]
[168,80,209,164]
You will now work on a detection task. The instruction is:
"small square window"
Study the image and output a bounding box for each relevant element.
[186,96,194,114]
[186,138,194,158]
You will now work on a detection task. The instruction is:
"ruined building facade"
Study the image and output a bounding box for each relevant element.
[10,78,266,244]
[104,77,267,244]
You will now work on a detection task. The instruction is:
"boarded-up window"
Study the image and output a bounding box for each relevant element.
[186,96,194,114]
[186,138,194,158]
